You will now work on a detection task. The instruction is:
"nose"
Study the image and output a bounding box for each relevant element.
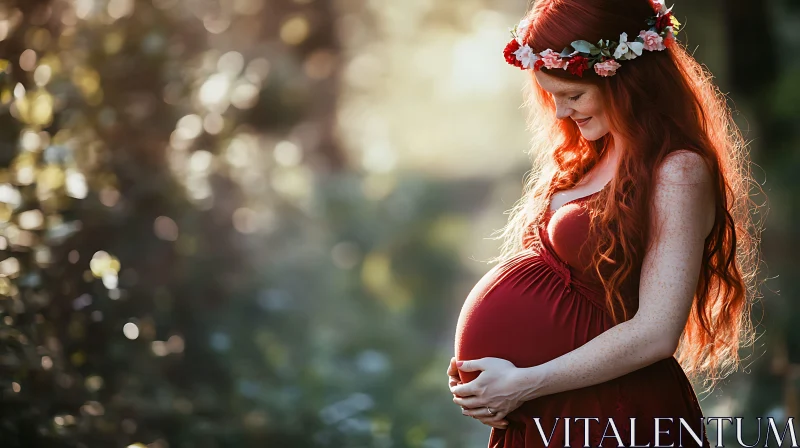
[555,101,574,120]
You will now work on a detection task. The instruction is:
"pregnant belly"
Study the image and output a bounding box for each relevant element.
[454,253,613,384]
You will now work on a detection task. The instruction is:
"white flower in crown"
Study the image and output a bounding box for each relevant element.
[515,17,532,45]
[613,32,644,60]
[652,0,668,14]
[514,44,539,69]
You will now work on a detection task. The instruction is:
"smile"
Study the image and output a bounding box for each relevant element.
[575,117,592,126]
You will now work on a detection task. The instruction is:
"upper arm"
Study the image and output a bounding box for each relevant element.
[635,150,716,357]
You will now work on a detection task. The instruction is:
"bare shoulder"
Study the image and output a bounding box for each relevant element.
[651,150,716,237]
[655,150,713,185]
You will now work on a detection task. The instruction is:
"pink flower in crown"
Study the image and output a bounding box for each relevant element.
[539,49,567,69]
[593,59,622,77]
[639,30,666,51]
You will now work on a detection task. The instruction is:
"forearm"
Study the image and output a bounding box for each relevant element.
[516,318,672,401]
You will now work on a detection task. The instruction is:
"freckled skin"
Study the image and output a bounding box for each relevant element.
[534,70,611,142]
[450,72,718,427]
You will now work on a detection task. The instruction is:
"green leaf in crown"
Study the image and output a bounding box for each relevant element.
[570,40,597,54]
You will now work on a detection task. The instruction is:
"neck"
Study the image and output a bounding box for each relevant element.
[603,133,623,170]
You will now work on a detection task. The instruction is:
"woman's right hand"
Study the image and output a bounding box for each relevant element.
[448,356,509,430]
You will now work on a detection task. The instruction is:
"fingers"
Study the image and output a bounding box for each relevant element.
[480,414,509,426]
[451,377,476,398]
[461,406,504,419]
[448,371,460,383]
[462,410,508,429]
[448,362,462,389]
[478,417,509,429]
[453,395,479,407]
[452,388,509,429]
[448,357,463,391]
[449,381,467,397]
[450,357,507,431]
[457,359,485,373]
[458,403,509,429]
[447,357,458,376]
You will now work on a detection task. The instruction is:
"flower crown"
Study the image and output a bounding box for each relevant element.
[503,0,681,77]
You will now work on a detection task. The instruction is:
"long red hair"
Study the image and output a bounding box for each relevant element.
[490,0,765,393]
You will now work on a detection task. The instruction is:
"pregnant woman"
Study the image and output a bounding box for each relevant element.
[449,0,763,446]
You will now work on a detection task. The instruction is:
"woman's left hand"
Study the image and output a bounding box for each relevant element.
[450,357,531,422]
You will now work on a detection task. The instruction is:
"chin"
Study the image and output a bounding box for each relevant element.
[579,126,609,142]
[580,130,603,141]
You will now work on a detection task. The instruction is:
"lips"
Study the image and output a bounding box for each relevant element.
[575,117,592,126]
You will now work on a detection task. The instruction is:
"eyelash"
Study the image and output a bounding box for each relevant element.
[569,94,583,101]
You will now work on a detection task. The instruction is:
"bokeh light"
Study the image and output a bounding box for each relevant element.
[122,322,139,340]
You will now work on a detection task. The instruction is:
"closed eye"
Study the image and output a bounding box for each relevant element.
[569,94,583,101]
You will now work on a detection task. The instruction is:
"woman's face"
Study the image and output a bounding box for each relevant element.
[534,70,611,141]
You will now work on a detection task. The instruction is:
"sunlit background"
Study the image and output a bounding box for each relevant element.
[0,0,796,446]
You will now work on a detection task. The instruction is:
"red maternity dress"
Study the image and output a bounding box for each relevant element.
[454,187,711,448]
